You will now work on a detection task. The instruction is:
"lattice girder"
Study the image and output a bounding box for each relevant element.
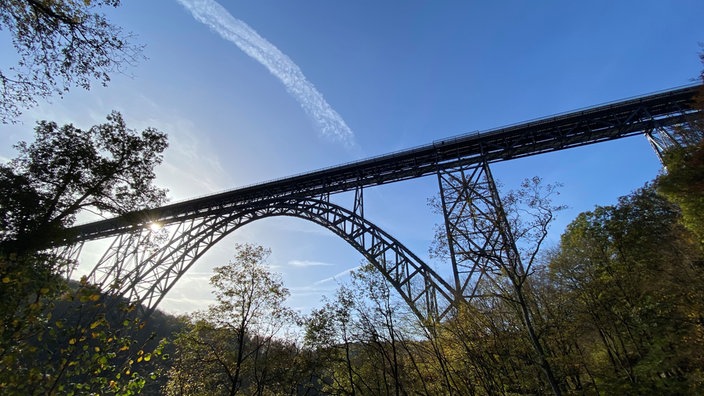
[52,242,84,279]
[437,160,521,301]
[83,197,456,322]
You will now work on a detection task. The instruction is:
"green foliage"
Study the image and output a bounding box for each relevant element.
[656,69,704,246]
[658,136,704,247]
[0,0,142,123]
[0,252,65,349]
[548,186,704,393]
[0,275,168,395]
[303,264,437,395]
[165,243,302,396]
[162,181,703,395]
[0,113,169,394]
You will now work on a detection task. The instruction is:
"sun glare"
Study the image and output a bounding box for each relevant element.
[148,222,162,232]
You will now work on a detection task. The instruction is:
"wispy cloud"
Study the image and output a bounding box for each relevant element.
[313,265,360,285]
[176,0,355,146]
[288,259,335,268]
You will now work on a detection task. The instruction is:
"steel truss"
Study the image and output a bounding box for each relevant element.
[83,196,456,322]
[645,119,704,163]
[66,84,700,244]
[437,160,522,303]
[56,84,701,322]
[51,242,84,279]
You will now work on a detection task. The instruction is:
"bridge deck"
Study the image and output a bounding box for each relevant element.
[67,84,702,242]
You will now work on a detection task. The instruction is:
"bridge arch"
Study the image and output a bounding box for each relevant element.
[88,197,455,322]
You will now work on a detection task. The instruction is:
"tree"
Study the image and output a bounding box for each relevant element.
[0,0,144,123]
[0,278,169,395]
[549,186,704,393]
[654,54,704,246]
[303,264,450,395]
[165,243,300,395]
[657,140,704,245]
[431,175,566,395]
[433,295,548,395]
[347,264,431,395]
[0,112,168,394]
[0,111,168,253]
[304,286,361,395]
[656,80,704,246]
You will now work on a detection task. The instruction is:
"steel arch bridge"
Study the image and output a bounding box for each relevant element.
[56,84,701,323]
[76,196,456,321]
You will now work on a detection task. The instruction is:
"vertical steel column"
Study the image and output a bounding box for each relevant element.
[481,161,523,280]
[436,166,468,295]
[436,159,521,302]
[353,186,366,250]
[353,186,364,220]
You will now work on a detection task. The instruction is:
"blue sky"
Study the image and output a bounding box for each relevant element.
[1,1,703,314]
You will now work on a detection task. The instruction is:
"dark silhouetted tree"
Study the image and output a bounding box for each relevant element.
[0,0,143,123]
[0,112,168,394]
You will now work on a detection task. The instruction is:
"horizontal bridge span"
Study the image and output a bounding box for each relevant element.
[67,84,701,242]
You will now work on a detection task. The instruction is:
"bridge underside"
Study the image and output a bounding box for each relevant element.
[65,130,688,323]
[57,84,701,322]
[77,194,463,322]
[66,156,557,324]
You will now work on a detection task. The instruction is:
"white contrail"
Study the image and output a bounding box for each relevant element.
[176,0,355,146]
[289,259,334,268]
[313,265,361,285]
